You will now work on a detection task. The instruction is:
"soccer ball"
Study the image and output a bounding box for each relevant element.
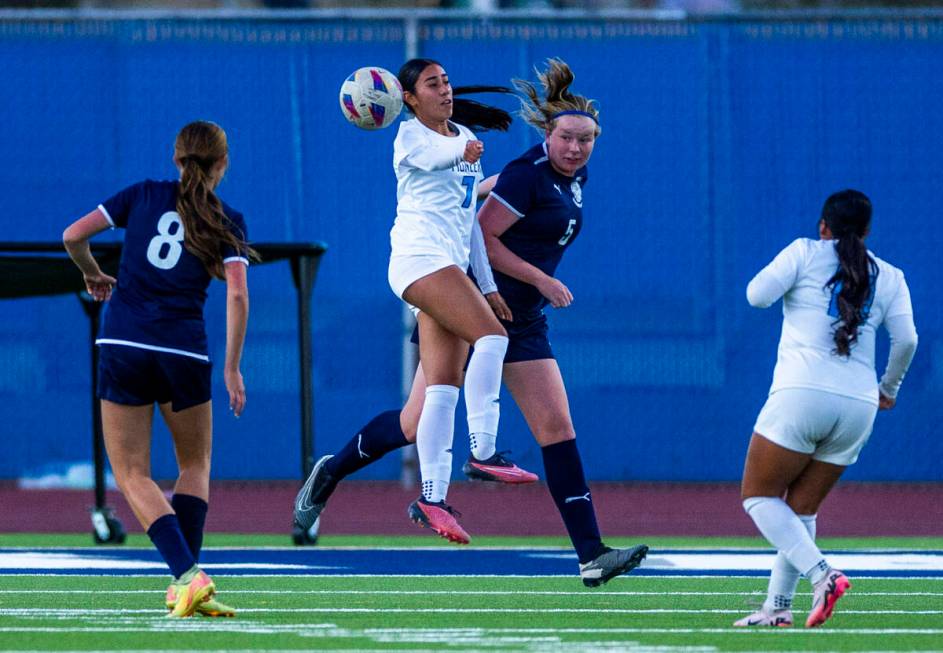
[338,67,403,130]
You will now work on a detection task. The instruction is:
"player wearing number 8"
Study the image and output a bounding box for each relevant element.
[736,190,918,628]
[62,120,255,616]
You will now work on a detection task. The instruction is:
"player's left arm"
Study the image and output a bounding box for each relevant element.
[478,197,573,308]
[224,261,249,418]
[62,208,117,302]
[878,274,918,408]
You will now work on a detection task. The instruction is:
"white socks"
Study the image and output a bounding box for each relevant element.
[416,385,459,503]
[465,335,508,460]
[470,433,497,462]
[743,497,829,585]
[763,513,817,611]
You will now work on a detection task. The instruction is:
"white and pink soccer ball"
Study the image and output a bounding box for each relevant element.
[338,66,403,130]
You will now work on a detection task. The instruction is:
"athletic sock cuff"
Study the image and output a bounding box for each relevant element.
[473,334,509,356]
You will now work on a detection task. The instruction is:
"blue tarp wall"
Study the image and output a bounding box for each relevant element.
[1,12,940,481]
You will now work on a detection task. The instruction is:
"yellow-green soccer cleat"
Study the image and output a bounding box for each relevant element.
[168,567,216,618]
[166,580,236,617]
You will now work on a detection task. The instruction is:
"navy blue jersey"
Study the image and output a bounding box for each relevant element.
[96,180,249,359]
[489,142,587,319]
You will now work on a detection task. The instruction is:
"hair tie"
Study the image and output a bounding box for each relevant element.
[550,109,598,123]
[182,154,212,169]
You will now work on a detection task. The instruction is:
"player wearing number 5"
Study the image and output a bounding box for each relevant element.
[62,121,254,617]
[736,190,917,628]
[474,58,648,583]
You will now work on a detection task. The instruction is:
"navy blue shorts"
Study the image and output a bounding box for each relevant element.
[97,344,212,412]
[410,312,554,364]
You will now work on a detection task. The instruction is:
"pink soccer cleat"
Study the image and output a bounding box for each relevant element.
[806,569,851,628]
[462,451,538,484]
[408,498,471,544]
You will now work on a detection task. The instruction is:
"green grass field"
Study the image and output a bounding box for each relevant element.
[1,535,941,652]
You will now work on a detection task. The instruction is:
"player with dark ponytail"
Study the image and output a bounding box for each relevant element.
[381,58,525,543]
[821,189,878,357]
[63,120,253,617]
[736,189,918,628]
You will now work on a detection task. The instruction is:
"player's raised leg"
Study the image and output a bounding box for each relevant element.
[401,300,475,543]
[293,368,423,538]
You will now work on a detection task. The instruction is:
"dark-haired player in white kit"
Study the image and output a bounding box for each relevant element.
[296,59,648,585]
[63,121,253,617]
[735,189,917,628]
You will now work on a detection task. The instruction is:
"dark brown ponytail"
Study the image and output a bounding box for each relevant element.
[822,189,878,357]
[174,121,258,279]
[397,59,513,132]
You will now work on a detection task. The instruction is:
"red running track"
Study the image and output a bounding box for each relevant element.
[1,481,941,537]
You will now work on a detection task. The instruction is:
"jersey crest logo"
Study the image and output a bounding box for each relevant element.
[570,180,583,207]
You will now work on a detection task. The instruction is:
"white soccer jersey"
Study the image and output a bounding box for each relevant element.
[390,118,484,274]
[747,237,915,405]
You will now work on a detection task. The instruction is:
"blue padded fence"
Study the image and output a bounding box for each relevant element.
[0,12,940,481]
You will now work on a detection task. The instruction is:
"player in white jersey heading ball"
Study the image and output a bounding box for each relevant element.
[736,189,918,628]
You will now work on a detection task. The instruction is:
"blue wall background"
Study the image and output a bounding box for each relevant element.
[0,14,940,481]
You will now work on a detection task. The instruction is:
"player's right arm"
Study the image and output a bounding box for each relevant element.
[394,122,478,172]
[746,238,807,308]
[62,208,117,302]
[478,196,572,309]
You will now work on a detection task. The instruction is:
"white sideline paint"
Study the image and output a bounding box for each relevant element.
[0,589,939,596]
[529,551,943,572]
[0,552,335,571]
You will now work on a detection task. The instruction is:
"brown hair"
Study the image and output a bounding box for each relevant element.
[174,121,258,279]
[513,58,601,137]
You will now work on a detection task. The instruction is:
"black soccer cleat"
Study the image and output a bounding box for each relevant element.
[292,455,337,539]
[579,544,649,587]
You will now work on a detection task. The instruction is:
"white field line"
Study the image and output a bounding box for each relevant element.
[0,589,941,597]
[1,625,942,636]
[2,573,943,580]
[1,607,941,615]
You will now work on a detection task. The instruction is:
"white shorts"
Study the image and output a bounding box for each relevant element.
[753,388,877,466]
[388,252,457,317]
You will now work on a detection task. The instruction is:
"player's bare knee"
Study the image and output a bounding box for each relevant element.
[535,423,575,447]
[400,414,419,442]
[177,461,211,481]
[785,495,819,515]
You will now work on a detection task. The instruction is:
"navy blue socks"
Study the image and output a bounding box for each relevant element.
[541,439,603,564]
[324,410,410,480]
[146,513,197,579]
[171,493,208,560]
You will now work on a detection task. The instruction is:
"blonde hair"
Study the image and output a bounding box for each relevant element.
[513,58,601,137]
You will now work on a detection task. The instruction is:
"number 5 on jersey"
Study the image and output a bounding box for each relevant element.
[147,211,185,269]
[558,218,577,246]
